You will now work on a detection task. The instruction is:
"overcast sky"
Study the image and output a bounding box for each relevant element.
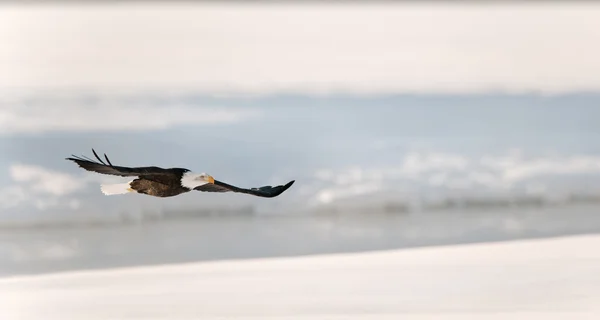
[1,2,600,94]
[2,2,600,225]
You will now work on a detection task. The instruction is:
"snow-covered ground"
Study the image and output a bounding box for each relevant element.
[2,235,599,320]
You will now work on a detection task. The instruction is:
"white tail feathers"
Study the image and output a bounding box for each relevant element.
[100,182,135,195]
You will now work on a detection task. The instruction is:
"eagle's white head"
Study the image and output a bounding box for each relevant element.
[181,172,215,189]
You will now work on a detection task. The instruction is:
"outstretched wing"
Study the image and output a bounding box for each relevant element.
[194,179,295,198]
[66,149,188,177]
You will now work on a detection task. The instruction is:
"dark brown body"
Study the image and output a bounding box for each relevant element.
[130,177,190,198]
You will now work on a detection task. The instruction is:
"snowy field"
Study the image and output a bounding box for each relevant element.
[2,234,599,320]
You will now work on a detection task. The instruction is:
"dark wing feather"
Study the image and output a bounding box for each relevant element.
[66,149,188,177]
[194,180,295,198]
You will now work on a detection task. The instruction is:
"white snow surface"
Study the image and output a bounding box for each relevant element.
[2,235,599,320]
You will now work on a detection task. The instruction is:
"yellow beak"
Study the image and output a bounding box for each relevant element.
[208,175,215,184]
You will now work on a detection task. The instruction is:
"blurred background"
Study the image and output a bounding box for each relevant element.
[1,2,600,277]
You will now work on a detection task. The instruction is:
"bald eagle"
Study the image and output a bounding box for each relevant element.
[66,149,295,198]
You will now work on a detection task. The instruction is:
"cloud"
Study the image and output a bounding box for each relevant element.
[1,3,600,94]
[0,100,259,134]
[309,151,600,205]
[0,186,27,209]
[497,156,600,183]
[10,164,87,196]
[0,164,92,210]
[316,182,383,205]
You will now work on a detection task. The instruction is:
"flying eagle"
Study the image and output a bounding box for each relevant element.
[66,149,295,198]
